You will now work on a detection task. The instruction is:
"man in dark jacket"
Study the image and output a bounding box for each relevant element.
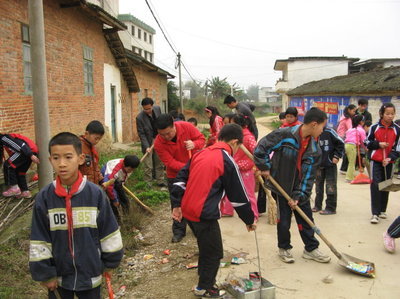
[171,124,256,298]
[136,97,165,186]
[254,107,330,264]
[355,98,372,123]
[224,95,258,139]
[313,125,344,214]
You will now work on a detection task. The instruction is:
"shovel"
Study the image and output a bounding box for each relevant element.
[238,145,375,278]
[268,175,375,278]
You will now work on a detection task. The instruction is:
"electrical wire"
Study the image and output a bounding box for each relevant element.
[144,0,178,55]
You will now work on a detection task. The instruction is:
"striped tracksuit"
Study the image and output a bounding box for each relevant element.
[0,134,38,191]
[387,217,400,238]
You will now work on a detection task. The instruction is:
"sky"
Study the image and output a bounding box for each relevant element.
[119,0,400,90]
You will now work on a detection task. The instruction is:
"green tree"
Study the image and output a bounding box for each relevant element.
[208,76,231,99]
[247,85,259,102]
[167,81,180,111]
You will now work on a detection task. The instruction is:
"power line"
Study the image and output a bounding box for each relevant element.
[144,0,177,55]
[144,0,202,86]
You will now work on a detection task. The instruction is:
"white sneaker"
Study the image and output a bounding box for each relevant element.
[302,248,331,263]
[278,248,295,263]
[370,215,379,224]
[379,212,387,219]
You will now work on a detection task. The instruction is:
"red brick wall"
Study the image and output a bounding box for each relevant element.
[0,0,120,140]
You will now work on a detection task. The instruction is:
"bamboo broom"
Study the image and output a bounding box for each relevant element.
[239,144,277,225]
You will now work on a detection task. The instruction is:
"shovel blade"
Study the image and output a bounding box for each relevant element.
[337,252,375,278]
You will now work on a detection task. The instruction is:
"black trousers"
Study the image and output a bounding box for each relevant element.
[187,220,223,290]
[370,161,392,216]
[49,286,101,299]
[274,192,319,252]
[340,154,348,172]
[314,165,338,212]
[168,178,187,238]
[257,177,267,214]
[3,154,32,191]
[388,216,400,238]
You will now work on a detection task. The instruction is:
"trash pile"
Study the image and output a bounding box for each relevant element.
[223,272,262,294]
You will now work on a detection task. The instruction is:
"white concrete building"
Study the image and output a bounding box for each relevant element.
[118,14,156,63]
[259,87,280,103]
[87,0,119,17]
[274,56,358,109]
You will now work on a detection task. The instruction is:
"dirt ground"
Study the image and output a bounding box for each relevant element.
[118,116,400,298]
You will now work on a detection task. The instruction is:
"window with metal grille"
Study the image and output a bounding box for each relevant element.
[83,46,94,95]
[21,24,32,93]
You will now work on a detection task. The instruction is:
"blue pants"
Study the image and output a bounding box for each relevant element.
[370,161,392,216]
[48,286,100,299]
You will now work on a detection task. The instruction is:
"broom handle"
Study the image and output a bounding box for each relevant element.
[238,145,342,259]
[123,185,155,215]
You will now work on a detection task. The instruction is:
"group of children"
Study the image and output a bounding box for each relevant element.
[4,96,395,298]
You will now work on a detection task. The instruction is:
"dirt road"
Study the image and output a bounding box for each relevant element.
[217,116,400,298]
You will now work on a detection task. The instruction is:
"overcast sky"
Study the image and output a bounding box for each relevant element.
[119,0,400,90]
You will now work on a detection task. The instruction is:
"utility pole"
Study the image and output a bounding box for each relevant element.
[178,52,183,114]
[205,80,208,106]
[29,0,53,189]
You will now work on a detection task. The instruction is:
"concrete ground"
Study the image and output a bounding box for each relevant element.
[217,117,400,299]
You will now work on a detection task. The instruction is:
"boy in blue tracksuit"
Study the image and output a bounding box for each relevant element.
[312,125,344,215]
[254,107,331,264]
[29,132,123,299]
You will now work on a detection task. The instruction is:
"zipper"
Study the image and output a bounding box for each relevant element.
[67,186,78,290]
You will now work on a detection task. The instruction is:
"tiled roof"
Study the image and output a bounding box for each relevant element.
[118,14,156,34]
[287,66,400,96]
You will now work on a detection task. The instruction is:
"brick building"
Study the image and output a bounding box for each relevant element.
[0,0,172,144]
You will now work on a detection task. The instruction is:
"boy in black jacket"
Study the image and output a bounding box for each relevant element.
[29,132,123,299]
[254,107,330,264]
[171,124,256,298]
[312,125,344,215]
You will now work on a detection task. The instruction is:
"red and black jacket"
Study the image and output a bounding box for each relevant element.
[170,142,254,224]
[366,120,400,163]
[0,133,38,167]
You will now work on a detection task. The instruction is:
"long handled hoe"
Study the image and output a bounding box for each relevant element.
[239,145,375,278]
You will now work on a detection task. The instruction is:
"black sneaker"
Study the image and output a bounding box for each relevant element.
[194,286,225,298]
[171,235,184,243]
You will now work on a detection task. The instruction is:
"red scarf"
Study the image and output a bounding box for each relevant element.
[55,172,83,258]
[297,128,310,178]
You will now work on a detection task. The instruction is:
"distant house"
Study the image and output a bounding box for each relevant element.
[117,13,174,128]
[287,67,400,125]
[350,58,400,73]
[274,56,359,110]
[259,87,281,113]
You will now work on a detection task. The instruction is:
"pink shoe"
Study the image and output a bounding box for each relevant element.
[383,232,396,253]
[17,191,32,199]
[2,186,21,197]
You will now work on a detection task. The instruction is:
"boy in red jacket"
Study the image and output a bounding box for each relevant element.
[171,124,256,298]
[154,114,205,243]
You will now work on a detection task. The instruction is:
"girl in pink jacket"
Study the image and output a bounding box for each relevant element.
[220,114,259,219]
[344,115,366,181]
